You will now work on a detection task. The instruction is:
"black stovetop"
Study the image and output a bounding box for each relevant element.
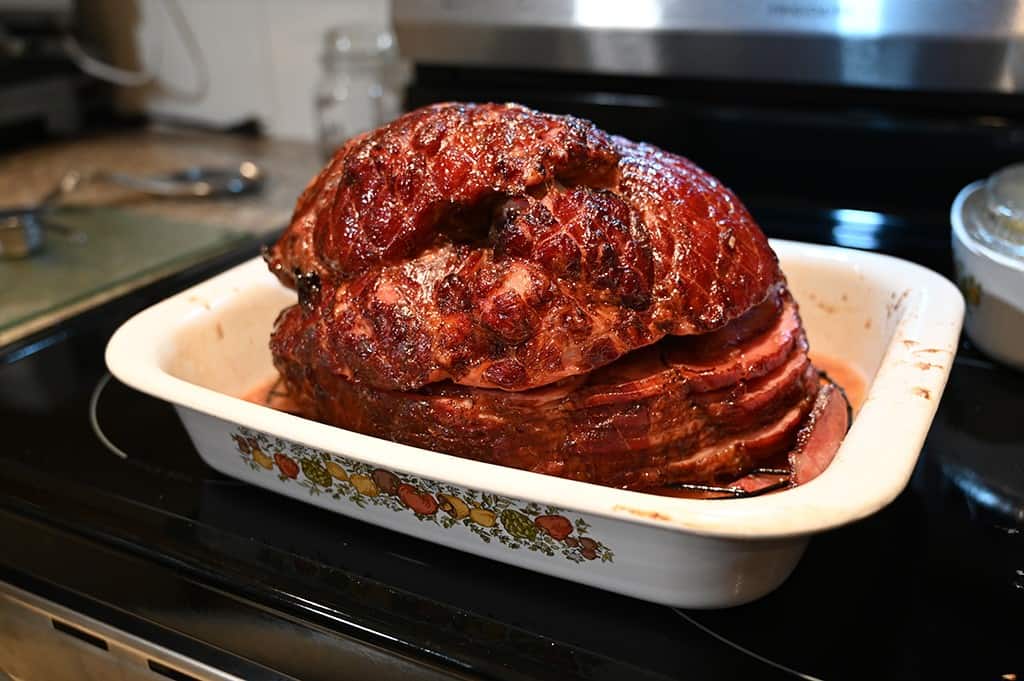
[1,205,1022,681]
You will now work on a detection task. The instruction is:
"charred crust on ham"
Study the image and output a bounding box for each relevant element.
[295,270,321,312]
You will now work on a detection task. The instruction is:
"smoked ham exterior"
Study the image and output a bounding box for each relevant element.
[266,102,781,392]
[266,102,847,491]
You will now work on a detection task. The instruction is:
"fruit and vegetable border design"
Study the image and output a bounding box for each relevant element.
[230,427,614,563]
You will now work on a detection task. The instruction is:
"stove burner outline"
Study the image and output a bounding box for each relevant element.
[89,372,129,460]
[673,608,824,681]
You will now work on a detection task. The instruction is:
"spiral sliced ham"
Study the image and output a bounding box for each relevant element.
[266,102,848,491]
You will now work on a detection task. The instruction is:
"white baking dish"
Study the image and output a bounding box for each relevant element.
[105,240,964,608]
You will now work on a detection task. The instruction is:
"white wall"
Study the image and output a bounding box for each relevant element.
[92,0,392,141]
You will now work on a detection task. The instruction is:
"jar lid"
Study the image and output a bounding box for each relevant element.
[963,162,1024,261]
[322,25,398,60]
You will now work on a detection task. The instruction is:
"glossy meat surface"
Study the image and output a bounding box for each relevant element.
[267,102,781,391]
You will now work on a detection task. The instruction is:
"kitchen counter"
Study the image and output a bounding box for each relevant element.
[0,126,320,235]
[0,127,321,346]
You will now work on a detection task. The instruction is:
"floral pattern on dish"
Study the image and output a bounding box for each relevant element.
[230,427,614,563]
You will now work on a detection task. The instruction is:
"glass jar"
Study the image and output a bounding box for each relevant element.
[315,25,407,160]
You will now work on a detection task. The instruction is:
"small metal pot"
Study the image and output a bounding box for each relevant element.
[0,208,45,259]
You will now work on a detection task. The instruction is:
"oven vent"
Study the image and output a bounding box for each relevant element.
[51,618,108,651]
[148,659,202,681]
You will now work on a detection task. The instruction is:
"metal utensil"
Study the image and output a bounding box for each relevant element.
[0,171,88,259]
[0,161,265,260]
[46,161,265,202]
[92,161,265,198]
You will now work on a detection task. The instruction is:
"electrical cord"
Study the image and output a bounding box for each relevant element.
[61,31,156,87]
[61,0,209,100]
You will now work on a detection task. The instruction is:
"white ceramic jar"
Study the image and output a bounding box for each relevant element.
[951,164,1024,371]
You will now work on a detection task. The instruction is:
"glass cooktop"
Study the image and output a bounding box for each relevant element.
[1,208,1021,680]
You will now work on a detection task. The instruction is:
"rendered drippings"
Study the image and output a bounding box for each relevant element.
[809,352,867,414]
[241,376,301,414]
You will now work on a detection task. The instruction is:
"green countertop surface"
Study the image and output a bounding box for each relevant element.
[0,206,252,343]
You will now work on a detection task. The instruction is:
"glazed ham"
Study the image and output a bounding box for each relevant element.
[267,103,779,392]
[266,102,848,492]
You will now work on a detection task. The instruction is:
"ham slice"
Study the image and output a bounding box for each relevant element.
[789,382,851,485]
